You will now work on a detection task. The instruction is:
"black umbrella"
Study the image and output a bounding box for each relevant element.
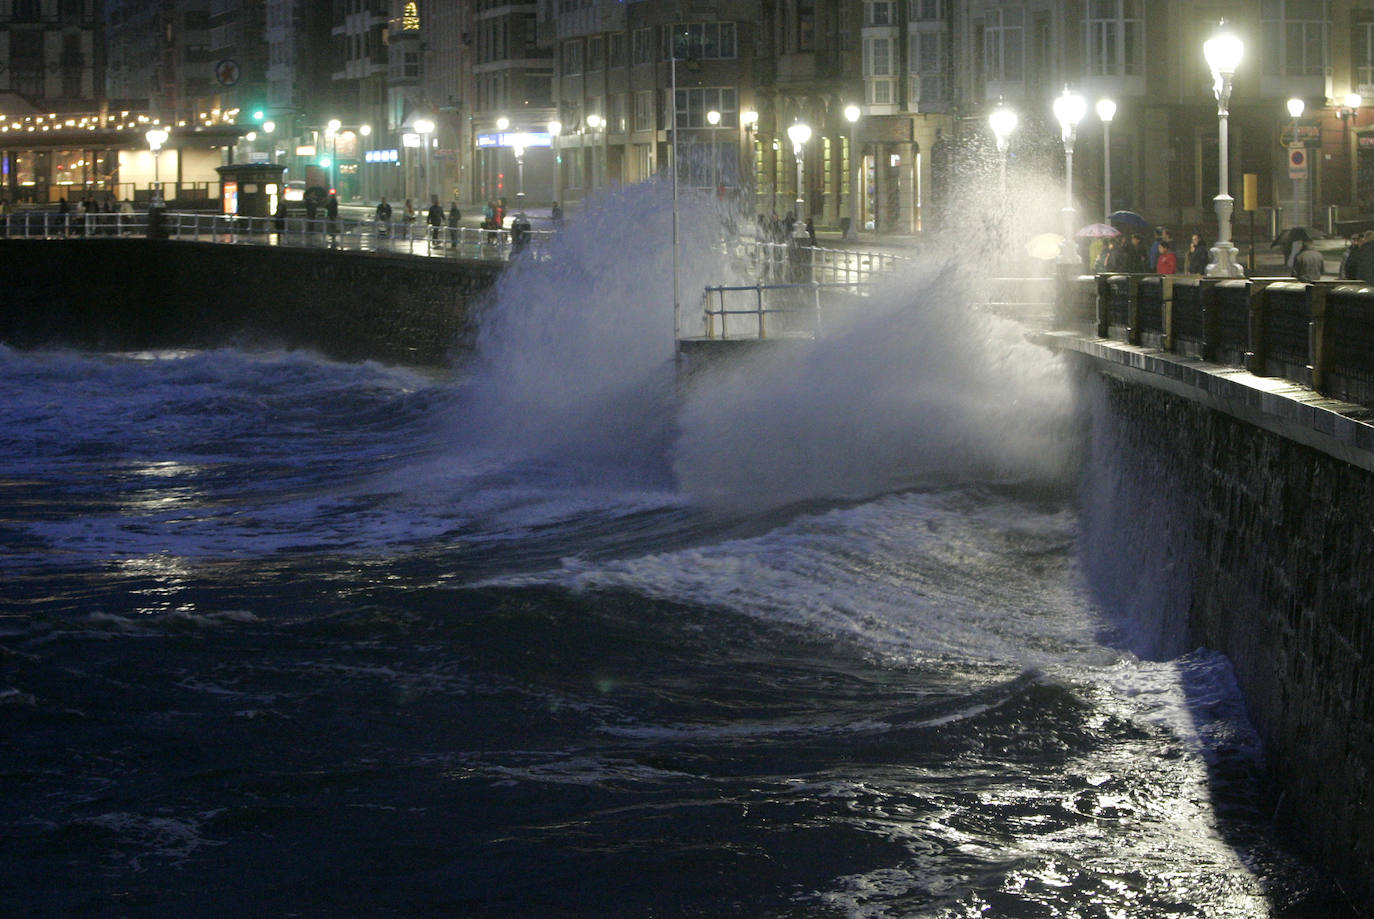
[1270,226,1316,249]
[1108,210,1149,228]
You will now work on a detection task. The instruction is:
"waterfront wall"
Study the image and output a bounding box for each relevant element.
[0,239,502,365]
[1057,335,1374,900]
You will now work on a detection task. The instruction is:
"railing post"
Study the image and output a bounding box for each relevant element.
[704,289,716,340]
[1200,278,1221,362]
[1094,273,1111,338]
[1127,273,1142,345]
[1308,283,1330,392]
[1161,275,1175,353]
[757,283,766,338]
[813,280,822,337]
[1246,279,1269,375]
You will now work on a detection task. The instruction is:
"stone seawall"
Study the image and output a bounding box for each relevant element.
[1053,334,1374,900]
[0,239,503,365]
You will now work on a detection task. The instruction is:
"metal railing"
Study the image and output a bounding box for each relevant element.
[699,280,874,340]
[737,239,909,287]
[0,209,552,261]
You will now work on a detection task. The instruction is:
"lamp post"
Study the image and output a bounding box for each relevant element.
[415,117,435,199]
[326,118,341,191]
[1204,24,1244,277]
[1053,89,1086,266]
[1096,98,1116,221]
[787,122,811,221]
[549,120,562,208]
[1286,97,1306,229]
[146,127,168,191]
[845,104,861,240]
[513,143,525,205]
[586,114,603,187]
[358,124,371,201]
[741,109,758,210]
[988,103,1017,197]
[707,109,720,193]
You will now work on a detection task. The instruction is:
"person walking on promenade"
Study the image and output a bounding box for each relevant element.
[1351,234,1374,283]
[1155,239,1178,274]
[325,191,340,248]
[1339,232,1365,279]
[427,195,445,246]
[375,197,392,237]
[448,200,462,247]
[1293,239,1324,281]
[1093,237,1116,272]
[1186,233,1209,274]
[274,196,287,237]
[403,198,416,234]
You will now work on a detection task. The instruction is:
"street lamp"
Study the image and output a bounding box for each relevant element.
[146,127,168,190]
[787,121,811,221]
[414,117,435,199]
[513,143,525,205]
[326,118,341,191]
[741,109,758,209]
[845,104,861,240]
[1204,23,1244,277]
[1286,98,1306,229]
[1053,88,1087,266]
[707,109,720,193]
[988,103,1018,196]
[1096,98,1116,221]
[549,120,562,209]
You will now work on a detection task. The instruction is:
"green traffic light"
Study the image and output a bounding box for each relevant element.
[252,109,265,122]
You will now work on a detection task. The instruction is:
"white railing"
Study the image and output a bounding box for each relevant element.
[737,239,909,287]
[698,280,874,340]
[0,209,552,261]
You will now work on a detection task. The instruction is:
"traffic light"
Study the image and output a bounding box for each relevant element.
[250,107,265,123]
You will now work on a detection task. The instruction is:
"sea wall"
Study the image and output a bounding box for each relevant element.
[0,239,503,365]
[1058,336,1374,900]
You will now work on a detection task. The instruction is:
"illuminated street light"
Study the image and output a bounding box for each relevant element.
[988,103,1018,196]
[146,127,169,188]
[1096,98,1116,221]
[1203,23,1244,277]
[1287,98,1306,228]
[549,119,563,209]
[1053,88,1087,267]
[707,109,720,192]
[845,105,861,239]
[787,121,811,221]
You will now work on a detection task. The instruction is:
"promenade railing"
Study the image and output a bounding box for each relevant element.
[0,209,551,261]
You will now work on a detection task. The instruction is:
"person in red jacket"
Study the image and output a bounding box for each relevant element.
[1155,239,1178,274]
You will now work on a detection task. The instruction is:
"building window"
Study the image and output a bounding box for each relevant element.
[563,39,583,75]
[910,29,944,104]
[1358,21,1374,92]
[1261,0,1328,78]
[822,136,833,199]
[666,22,737,60]
[633,28,653,65]
[609,32,626,68]
[839,3,851,51]
[868,1,892,27]
[674,87,738,127]
[909,0,942,19]
[1084,0,1143,77]
[799,0,815,50]
[984,7,1023,82]
[588,36,605,71]
[635,90,655,131]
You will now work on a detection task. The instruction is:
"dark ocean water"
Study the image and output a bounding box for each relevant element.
[0,187,1358,917]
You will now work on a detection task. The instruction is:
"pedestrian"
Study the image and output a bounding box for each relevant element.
[1351,234,1374,283]
[403,198,416,230]
[325,190,340,247]
[274,196,287,235]
[1338,232,1364,279]
[1293,239,1324,282]
[119,198,134,235]
[305,194,319,235]
[448,200,461,247]
[551,201,563,225]
[427,194,444,246]
[1155,239,1177,275]
[375,196,392,237]
[1147,227,1172,272]
[1186,233,1209,275]
[510,211,531,253]
[805,216,816,248]
[1093,237,1116,272]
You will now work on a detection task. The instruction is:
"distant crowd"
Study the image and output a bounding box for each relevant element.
[1089,227,1208,276]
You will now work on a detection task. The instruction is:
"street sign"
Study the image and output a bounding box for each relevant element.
[1288,146,1308,180]
[215,59,241,87]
